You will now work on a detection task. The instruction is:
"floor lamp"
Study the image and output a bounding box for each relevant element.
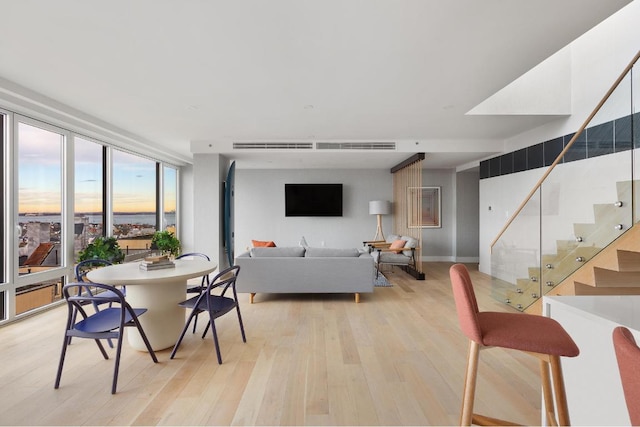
[369,200,391,241]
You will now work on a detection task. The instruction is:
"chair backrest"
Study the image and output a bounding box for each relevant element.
[613,326,640,425]
[207,265,240,295]
[75,259,113,282]
[177,252,210,261]
[449,263,483,344]
[63,281,125,309]
[177,253,211,286]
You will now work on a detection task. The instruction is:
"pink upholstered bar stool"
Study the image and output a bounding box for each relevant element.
[612,326,640,426]
[449,264,580,426]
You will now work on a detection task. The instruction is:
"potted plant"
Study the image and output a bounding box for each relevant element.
[77,236,125,263]
[151,230,181,258]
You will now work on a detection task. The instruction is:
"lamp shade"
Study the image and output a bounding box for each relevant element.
[369,200,391,215]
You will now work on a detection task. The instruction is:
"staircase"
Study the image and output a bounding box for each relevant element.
[489,50,640,313]
[498,180,639,313]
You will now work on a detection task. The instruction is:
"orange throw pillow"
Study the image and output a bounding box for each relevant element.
[389,239,407,253]
[252,240,276,247]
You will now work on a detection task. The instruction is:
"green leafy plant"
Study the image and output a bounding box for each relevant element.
[77,236,125,263]
[151,230,181,257]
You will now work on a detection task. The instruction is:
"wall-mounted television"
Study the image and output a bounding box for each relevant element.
[285,183,343,217]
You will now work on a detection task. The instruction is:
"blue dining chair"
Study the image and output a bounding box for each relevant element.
[176,252,211,333]
[170,265,245,364]
[54,282,158,394]
[74,259,122,348]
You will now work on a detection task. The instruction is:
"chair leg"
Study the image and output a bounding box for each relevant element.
[235,304,247,343]
[460,340,480,426]
[550,355,571,426]
[170,311,198,359]
[540,359,556,426]
[192,312,199,334]
[111,336,124,394]
[208,319,223,364]
[54,333,71,389]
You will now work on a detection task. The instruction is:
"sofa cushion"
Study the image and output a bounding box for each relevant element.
[389,239,407,253]
[304,247,361,257]
[386,234,400,243]
[250,247,305,257]
[400,236,418,256]
[252,239,276,247]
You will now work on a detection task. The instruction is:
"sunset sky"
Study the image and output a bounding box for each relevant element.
[18,122,176,214]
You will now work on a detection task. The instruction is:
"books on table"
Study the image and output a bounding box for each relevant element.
[139,255,175,270]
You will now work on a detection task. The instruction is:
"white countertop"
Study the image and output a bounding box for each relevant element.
[545,295,640,331]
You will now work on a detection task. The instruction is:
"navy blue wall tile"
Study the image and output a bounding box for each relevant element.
[527,143,544,169]
[615,115,632,152]
[479,112,635,180]
[563,131,587,163]
[489,157,500,177]
[587,122,614,158]
[500,152,513,175]
[513,148,527,173]
[480,160,489,179]
[544,137,564,166]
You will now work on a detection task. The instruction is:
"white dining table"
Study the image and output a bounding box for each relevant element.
[86,258,217,351]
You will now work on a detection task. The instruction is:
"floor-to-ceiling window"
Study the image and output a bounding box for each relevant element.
[163,165,177,233]
[0,110,180,325]
[74,137,105,260]
[0,113,6,320]
[15,119,66,315]
[112,149,158,258]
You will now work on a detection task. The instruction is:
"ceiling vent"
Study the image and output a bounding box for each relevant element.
[233,142,313,150]
[315,142,396,150]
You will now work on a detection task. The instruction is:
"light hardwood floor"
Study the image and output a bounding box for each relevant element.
[0,262,543,426]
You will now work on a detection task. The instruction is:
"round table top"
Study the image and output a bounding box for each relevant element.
[86,258,217,285]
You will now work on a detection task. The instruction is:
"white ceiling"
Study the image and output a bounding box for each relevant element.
[0,0,631,169]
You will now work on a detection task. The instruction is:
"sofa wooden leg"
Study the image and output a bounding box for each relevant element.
[250,293,255,304]
[355,293,360,303]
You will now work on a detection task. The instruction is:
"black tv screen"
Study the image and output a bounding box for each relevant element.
[285,184,343,217]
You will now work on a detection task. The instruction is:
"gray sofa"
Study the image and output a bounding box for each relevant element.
[235,246,374,303]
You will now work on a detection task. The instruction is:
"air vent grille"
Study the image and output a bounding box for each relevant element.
[233,142,313,150]
[316,142,396,150]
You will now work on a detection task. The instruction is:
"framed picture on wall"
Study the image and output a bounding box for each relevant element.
[408,186,441,228]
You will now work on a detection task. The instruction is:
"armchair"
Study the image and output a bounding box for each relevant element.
[365,234,420,278]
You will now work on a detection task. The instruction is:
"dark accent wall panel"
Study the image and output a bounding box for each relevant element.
[489,157,500,178]
[479,160,489,179]
[500,152,513,175]
[587,122,614,158]
[544,137,564,166]
[479,112,636,180]
[615,115,632,152]
[513,148,527,172]
[563,131,587,163]
[527,143,544,169]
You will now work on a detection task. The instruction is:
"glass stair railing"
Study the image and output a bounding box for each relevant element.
[490,51,639,312]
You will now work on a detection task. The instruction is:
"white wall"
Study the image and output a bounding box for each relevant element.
[234,169,393,251]
[502,1,640,153]
[478,1,640,275]
[455,170,480,261]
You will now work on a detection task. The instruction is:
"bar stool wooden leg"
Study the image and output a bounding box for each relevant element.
[461,340,480,426]
[550,355,571,426]
[540,359,557,426]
